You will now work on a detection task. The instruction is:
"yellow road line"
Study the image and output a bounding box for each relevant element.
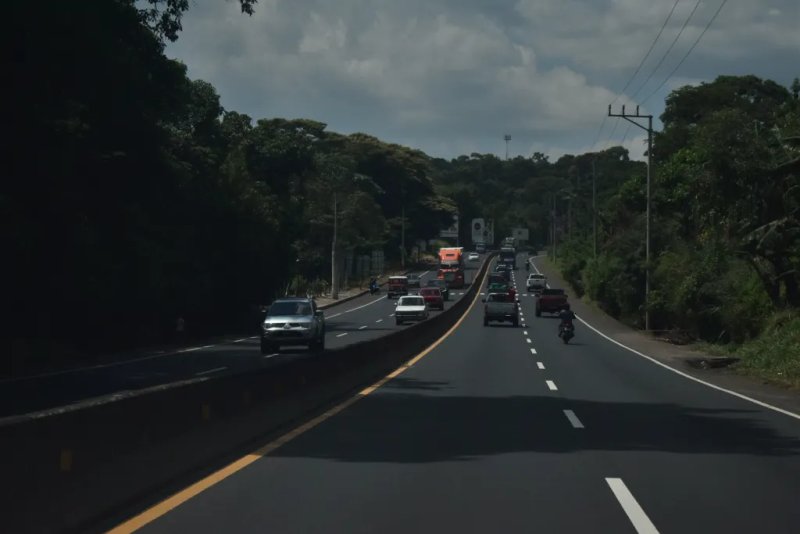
[108,266,489,533]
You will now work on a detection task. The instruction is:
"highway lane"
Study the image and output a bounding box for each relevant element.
[322,257,482,349]
[129,252,800,534]
[0,255,486,417]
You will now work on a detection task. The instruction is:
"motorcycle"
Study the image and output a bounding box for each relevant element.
[559,323,575,344]
[369,282,380,295]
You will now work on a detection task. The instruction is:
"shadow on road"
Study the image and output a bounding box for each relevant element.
[270,392,800,462]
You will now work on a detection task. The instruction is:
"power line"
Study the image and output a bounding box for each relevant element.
[619,122,633,147]
[629,0,702,102]
[642,0,729,105]
[611,0,682,106]
[591,115,609,151]
[604,118,620,150]
[595,2,680,153]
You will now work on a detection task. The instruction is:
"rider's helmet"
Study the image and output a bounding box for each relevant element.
[563,303,571,311]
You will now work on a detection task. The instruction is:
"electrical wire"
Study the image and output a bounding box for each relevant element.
[629,0,702,102]
[610,0,682,106]
[592,2,681,152]
[641,0,729,105]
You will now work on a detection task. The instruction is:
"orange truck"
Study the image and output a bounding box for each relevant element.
[437,247,465,289]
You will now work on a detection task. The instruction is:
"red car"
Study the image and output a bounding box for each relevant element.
[419,288,445,310]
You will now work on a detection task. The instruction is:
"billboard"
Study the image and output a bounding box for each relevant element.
[472,218,495,245]
[471,218,485,244]
[512,227,529,241]
[440,214,459,238]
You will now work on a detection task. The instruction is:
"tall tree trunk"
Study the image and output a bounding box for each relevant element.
[746,257,782,308]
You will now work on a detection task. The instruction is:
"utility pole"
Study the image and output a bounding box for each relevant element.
[504,134,511,160]
[608,104,653,331]
[592,157,597,260]
[400,204,406,268]
[331,192,339,299]
[551,194,557,260]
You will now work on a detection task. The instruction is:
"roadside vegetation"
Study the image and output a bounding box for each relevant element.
[5,1,797,385]
[551,76,800,388]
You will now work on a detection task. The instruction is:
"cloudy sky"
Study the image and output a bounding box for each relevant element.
[166,0,799,161]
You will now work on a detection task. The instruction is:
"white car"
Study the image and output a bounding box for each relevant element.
[468,252,480,261]
[395,295,429,325]
[526,273,547,293]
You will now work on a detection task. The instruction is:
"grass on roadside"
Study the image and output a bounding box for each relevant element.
[698,311,800,389]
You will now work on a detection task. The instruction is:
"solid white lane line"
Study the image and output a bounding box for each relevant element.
[531,348,537,355]
[375,319,383,323]
[546,380,558,391]
[263,353,278,359]
[195,366,227,376]
[529,256,800,422]
[343,295,387,314]
[577,310,800,421]
[606,478,659,534]
[359,325,367,330]
[233,338,249,343]
[326,294,389,320]
[526,338,532,344]
[563,409,584,428]
[177,347,204,353]
[537,361,545,369]
[336,333,348,338]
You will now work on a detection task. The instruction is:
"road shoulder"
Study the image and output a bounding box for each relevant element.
[531,254,800,417]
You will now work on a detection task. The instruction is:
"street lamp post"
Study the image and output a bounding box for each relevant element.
[331,192,339,300]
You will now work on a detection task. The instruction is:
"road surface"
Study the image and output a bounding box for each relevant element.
[0,256,485,417]
[120,254,800,533]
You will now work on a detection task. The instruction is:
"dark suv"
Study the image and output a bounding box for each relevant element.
[261,297,325,354]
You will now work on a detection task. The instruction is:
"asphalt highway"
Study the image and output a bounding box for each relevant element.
[0,256,484,417]
[128,254,800,534]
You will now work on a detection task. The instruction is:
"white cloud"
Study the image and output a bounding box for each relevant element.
[166,0,799,161]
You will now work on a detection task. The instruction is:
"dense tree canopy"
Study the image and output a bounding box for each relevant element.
[5,1,797,372]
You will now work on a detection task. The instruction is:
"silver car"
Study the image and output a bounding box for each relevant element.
[261,297,325,354]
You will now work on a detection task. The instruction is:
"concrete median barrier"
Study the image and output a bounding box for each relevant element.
[0,254,495,534]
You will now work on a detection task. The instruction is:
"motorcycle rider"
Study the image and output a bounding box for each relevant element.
[558,304,576,337]
[369,277,379,293]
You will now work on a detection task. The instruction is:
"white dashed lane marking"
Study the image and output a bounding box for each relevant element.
[563,410,584,429]
[606,478,659,534]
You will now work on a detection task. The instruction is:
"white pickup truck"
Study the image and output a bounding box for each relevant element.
[395,295,429,325]
[526,273,547,293]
